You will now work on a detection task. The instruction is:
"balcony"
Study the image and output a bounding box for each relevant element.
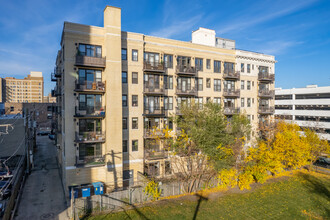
[54,67,61,78]
[74,106,106,118]
[258,90,274,98]
[75,55,106,68]
[223,70,240,80]
[145,150,168,160]
[51,86,61,97]
[176,86,197,96]
[75,80,106,93]
[144,129,165,139]
[223,107,240,115]
[143,86,165,95]
[143,61,165,73]
[258,106,275,115]
[223,88,240,98]
[75,131,105,143]
[175,106,183,115]
[76,155,105,167]
[51,72,57,82]
[143,107,165,117]
[176,65,197,76]
[258,72,275,82]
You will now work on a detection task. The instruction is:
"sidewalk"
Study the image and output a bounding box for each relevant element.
[15,136,68,220]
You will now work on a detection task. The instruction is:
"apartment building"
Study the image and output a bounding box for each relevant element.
[275,85,330,141]
[1,71,44,103]
[52,6,275,195]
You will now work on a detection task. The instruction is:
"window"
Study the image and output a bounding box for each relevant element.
[121,48,127,60]
[132,72,138,84]
[78,44,102,57]
[214,60,221,73]
[132,49,138,61]
[195,97,203,109]
[10,106,14,112]
[197,78,203,91]
[122,95,127,106]
[164,76,173,89]
[252,81,254,87]
[47,106,52,111]
[123,118,127,129]
[78,143,102,163]
[241,98,245,107]
[164,54,173,68]
[241,63,245,73]
[78,94,102,111]
[214,79,221,91]
[195,58,203,71]
[132,95,138,107]
[213,97,220,105]
[247,64,251,73]
[132,140,138,152]
[224,62,234,73]
[122,72,127,83]
[78,69,102,87]
[206,59,211,69]
[241,80,245,90]
[144,52,159,65]
[206,78,211,88]
[164,97,173,110]
[247,81,251,90]
[123,140,128,152]
[132,117,138,129]
[247,98,251,107]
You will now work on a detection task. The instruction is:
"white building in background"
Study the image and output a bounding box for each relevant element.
[275,85,330,141]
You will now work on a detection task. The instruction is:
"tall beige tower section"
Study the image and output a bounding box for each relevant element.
[104,6,123,186]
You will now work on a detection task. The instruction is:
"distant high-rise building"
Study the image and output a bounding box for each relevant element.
[2,71,44,103]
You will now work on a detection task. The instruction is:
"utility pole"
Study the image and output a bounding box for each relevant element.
[25,108,30,174]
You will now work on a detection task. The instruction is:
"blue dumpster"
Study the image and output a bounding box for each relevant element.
[81,185,91,197]
[68,186,80,199]
[92,182,104,195]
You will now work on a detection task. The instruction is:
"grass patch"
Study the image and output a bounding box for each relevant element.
[85,171,330,219]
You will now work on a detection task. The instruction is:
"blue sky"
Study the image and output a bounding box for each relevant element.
[0,0,330,96]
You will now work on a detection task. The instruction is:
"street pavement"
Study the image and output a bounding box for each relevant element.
[15,135,68,220]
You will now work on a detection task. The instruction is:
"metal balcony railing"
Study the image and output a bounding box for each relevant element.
[175,86,197,96]
[176,65,197,76]
[75,80,106,93]
[143,61,165,72]
[258,72,275,82]
[143,107,165,116]
[223,107,240,115]
[76,155,105,166]
[223,70,240,80]
[75,55,106,68]
[144,129,165,138]
[143,86,165,95]
[258,106,275,114]
[144,150,168,160]
[75,106,106,118]
[258,89,275,98]
[223,88,240,97]
[75,131,105,143]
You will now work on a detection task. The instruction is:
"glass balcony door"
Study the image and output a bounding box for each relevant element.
[178,77,191,91]
[144,74,160,91]
[224,98,235,108]
[145,96,160,113]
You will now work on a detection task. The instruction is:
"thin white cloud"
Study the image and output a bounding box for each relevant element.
[150,15,203,39]
[218,0,319,34]
[258,40,304,55]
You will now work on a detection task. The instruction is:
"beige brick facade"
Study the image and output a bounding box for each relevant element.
[53,6,275,196]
